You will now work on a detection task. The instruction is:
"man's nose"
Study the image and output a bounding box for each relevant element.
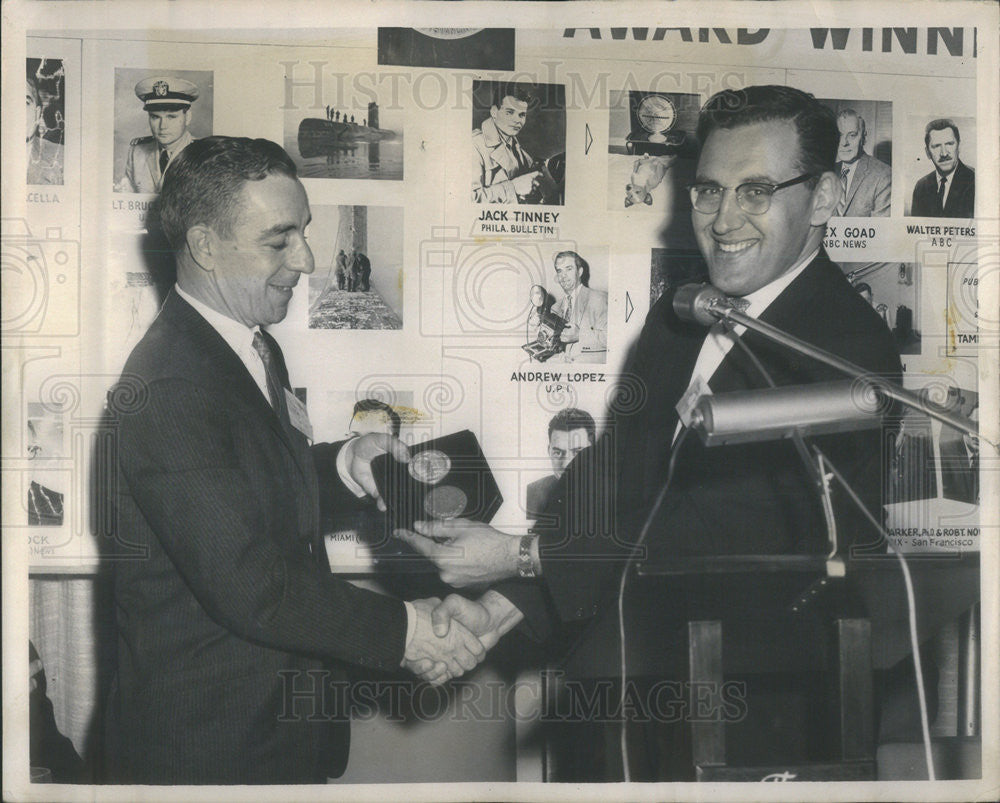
[711,189,746,234]
[288,236,315,274]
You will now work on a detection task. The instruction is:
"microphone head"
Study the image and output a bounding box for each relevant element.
[673,283,729,326]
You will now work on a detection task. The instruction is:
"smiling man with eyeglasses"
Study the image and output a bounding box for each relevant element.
[689,86,841,298]
[400,85,903,781]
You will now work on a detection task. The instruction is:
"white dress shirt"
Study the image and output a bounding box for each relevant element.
[673,247,819,444]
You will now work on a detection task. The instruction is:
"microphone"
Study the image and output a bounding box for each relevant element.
[671,284,982,442]
[672,283,733,326]
[689,381,885,446]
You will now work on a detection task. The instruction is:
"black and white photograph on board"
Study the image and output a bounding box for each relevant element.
[113,68,213,194]
[649,248,708,308]
[886,384,980,535]
[307,205,404,329]
[840,260,921,355]
[472,80,566,205]
[818,98,893,217]
[608,90,700,212]
[378,28,515,70]
[523,249,607,364]
[26,58,65,186]
[284,85,403,181]
[905,115,976,218]
[524,405,597,521]
[25,403,65,527]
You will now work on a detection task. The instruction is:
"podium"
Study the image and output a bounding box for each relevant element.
[629,553,981,781]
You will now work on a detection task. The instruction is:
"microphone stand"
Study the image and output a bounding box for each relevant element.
[705,300,981,442]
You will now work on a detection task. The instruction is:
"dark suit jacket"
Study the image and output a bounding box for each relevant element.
[500,252,902,675]
[106,291,407,784]
[910,160,975,218]
[526,474,558,520]
[840,153,891,217]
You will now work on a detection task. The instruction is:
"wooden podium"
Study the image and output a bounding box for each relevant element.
[625,553,981,781]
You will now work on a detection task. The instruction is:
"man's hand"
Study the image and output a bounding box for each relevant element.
[433,591,525,651]
[401,598,487,685]
[342,433,409,511]
[395,519,520,587]
[512,170,541,197]
[559,322,580,343]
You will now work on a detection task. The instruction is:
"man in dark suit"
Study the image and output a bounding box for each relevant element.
[400,86,902,777]
[909,119,975,217]
[526,408,596,520]
[105,137,486,785]
[834,109,891,216]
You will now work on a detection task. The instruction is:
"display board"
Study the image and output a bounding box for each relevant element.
[2,1,997,800]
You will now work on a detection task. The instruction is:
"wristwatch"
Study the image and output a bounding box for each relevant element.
[517,535,537,578]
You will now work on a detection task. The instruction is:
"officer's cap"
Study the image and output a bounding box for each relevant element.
[135,77,199,111]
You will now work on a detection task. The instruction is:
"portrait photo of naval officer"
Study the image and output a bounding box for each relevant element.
[113,69,213,193]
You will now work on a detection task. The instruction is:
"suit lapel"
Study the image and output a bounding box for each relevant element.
[164,292,320,539]
[944,162,971,215]
[845,156,867,209]
[163,292,302,464]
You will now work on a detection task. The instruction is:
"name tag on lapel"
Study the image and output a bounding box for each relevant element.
[284,389,313,442]
[676,376,711,429]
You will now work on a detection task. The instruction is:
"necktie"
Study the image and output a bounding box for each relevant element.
[252,331,290,427]
[937,175,947,213]
[159,149,169,177]
[563,294,573,324]
[836,164,850,215]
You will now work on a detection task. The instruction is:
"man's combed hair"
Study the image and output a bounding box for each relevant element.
[548,407,597,444]
[492,81,536,111]
[352,398,402,437]
[924,118,960,147]
[696,85,839,179]
[157,136,298,249]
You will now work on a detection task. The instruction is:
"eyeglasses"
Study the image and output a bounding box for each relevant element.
[687,173,815,215]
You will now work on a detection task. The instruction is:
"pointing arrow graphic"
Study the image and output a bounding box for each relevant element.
[625,291,634,322]
[584,123,593,155]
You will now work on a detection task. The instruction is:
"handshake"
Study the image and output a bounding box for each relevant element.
[397,518,532,684]
[342,433,530,684]
[402,589,524,684]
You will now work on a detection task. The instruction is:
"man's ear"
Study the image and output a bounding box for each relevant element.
[184,224,217,271]
[810,171,841,226]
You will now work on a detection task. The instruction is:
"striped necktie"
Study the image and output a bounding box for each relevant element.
[252,331,290,427]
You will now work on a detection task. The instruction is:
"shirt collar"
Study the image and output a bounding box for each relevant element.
[161,131,191,160]
[175,283,258,356]
[740,247,819,320]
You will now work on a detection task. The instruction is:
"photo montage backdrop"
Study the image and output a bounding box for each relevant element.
[11,23,987,570]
